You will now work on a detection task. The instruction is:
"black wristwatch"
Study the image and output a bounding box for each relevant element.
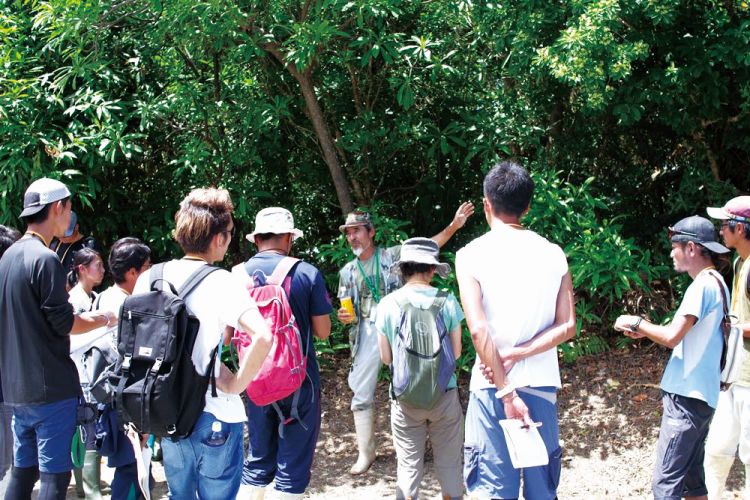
[629,316,643,332]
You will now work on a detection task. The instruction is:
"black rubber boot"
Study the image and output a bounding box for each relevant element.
[4,466,39,500]
[37,471,71,500]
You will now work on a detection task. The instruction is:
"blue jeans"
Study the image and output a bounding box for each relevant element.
[161,412,243,500]
[242,381,321,493]
[12,397,77,473]
[464,387,562,500]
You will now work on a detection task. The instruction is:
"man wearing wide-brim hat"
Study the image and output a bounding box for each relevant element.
[234,207,332,500]
[704,196,750,499]
[336,201,473,475]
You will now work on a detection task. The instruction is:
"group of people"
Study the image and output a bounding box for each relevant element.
[0,162,748,500]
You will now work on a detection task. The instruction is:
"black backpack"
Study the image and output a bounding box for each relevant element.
[111,262,219,439]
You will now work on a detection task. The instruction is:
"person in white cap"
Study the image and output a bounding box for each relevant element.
[704,196,750,499]
[337,201,474,475]
[220,207,332,500]
[0,178,116,500]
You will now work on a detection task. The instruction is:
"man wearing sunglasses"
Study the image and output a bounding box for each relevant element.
[615,215,730,500]
[704,196,750,500]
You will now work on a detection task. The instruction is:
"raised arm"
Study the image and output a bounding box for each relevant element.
[431,202,474,248]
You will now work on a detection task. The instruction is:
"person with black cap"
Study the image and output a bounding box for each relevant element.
[704,196,750,500]
[0,178,116,500]
[615,215,730,500]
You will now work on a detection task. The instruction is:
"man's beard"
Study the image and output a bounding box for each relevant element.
[352,241,371,257]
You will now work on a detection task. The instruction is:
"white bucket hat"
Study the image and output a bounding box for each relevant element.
[246,207,304,242]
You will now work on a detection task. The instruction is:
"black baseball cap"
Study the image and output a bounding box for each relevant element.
[669,215,730,254]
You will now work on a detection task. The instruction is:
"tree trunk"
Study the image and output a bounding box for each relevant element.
[295,71,354,214]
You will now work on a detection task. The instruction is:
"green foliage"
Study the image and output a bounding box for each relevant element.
[2,0,749,367]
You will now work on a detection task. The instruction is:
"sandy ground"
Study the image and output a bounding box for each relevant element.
[29,346,745,499]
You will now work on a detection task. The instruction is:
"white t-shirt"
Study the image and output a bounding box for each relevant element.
[69,285,105,356]
[134,259,258,423]
[70,284,127,369]
[456,226,568,392]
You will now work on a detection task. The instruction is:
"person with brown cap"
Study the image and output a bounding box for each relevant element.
[615,215,730,500]
[337,202,473,475]
[704,196,750,499]
[0,178,115,500]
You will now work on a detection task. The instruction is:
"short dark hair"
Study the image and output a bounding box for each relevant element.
[0,225,21,258]
[21,197,70,225]
[726,220,750,241]
[677,241,729,270]
[399,262,436,279]
[109,237,151,284]
[254,232,290,243]
[483,161,534,217]
[67,246,101,288]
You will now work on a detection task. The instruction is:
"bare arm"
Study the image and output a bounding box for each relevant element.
[431,202,474,248]
[450,324,462,360]
[70,311,114,335]
[615,313,696,349]
[312,314,331,340]
[378,332,392,365]
[499,272,576,371]
[217,308,274,394]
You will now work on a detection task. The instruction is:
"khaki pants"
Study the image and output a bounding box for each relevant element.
[390,389,464,499]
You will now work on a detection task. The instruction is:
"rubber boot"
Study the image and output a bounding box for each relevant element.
[73,467,85,498]
[745,463,750,500]
[349,408,376,475]
[236,483,266,500]
[82,450,102,500]
[704,453,734,500]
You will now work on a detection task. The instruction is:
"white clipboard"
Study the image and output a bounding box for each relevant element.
[498,419,549,469]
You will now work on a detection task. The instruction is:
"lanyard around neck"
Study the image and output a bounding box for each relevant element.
[357,249,381,303]
[25,231,49,248]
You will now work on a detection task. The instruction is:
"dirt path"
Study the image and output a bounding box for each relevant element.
[55,345,745,499]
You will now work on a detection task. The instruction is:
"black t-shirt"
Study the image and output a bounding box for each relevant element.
[0,236,79,405]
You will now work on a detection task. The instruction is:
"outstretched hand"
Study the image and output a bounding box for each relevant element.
[452,201,475,229]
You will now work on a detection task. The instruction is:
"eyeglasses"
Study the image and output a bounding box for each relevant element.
[667,227,699,240]
[721,220,738,230]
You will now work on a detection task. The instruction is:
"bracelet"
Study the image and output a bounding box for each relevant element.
[629,316,643,332]
[495,383,517,400]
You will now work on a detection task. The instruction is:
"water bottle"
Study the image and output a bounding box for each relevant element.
[204,421,227,447]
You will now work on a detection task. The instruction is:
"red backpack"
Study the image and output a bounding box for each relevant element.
[232,257,307,409]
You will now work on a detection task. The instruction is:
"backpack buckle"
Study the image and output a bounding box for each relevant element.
[122,355,132,371]
[151,358,163,374]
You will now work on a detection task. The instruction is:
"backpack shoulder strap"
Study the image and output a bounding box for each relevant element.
[178,264,220,299]
[149,263,165,289]
[267,257,300,286]
[429,290,449,312]
[708,271,730,318]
